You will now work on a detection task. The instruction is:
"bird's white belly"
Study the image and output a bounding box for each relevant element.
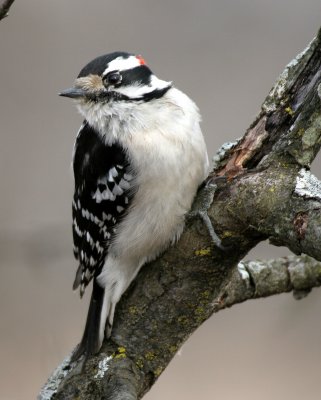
[96,89,209,297]
[109,125,207,264]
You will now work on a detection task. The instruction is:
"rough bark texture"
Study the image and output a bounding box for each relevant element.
[39,29,321,400]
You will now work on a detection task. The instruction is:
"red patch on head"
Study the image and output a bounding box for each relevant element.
[136,55,146,65]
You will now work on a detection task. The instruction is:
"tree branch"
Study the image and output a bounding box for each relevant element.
[39,255,321,399]
[0,0,15,21]
[224,255,321,307]
[39,28,321,399]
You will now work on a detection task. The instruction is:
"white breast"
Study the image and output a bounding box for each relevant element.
[108,87,209,262]
[78,86,208,264]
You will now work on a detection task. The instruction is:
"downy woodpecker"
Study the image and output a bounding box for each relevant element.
[60,52,209,360]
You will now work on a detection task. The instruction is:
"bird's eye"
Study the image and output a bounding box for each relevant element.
[103,72,122,87]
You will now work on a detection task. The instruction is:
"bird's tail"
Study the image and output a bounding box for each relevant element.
[71,279,107,362]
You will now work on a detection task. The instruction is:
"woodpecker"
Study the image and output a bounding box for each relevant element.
[60,52,209,360]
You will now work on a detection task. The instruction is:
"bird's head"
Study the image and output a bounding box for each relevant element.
[60,52,172,107]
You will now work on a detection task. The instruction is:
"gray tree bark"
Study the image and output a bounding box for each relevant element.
[39,28,321,400]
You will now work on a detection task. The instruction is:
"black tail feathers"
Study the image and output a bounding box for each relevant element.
[71,280,105,362]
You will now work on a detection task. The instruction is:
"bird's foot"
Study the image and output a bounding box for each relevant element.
[187,178,227,251]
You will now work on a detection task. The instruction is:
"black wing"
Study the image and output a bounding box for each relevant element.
[72,121,134,296]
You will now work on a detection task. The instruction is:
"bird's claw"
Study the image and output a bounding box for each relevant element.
[188,180,228,251]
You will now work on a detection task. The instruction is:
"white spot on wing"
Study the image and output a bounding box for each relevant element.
[108,167,118,182]
[96,241,104,253]
[82,208,90,219]
[102,188,116,201]
[85,269,92,280]
[123,173,133,181]
[119,178,130,190]
[101,226,111,240]
[86,232,94,246]
[101,189,109,200]
[113,184,124,196]
[92,188,103,203]
[73,220,83,237]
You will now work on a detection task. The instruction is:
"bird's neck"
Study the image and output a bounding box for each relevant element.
[77,93,170,146]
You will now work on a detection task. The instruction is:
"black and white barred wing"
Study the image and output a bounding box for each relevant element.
[72,122,133,297]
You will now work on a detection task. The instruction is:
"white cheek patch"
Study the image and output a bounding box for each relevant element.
[114,84,148,99]
[113,75,171,99]
[150,75,172,91]
[103,55,141,76]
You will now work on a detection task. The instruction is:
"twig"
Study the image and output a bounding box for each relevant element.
[0,0,15,21]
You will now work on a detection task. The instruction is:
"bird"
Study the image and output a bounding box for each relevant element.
[59,51,209,361]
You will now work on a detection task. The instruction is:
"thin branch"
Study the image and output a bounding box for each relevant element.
[221,255,321,310]
[0,0,15,21]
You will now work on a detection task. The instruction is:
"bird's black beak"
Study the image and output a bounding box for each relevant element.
[59,87,87,99]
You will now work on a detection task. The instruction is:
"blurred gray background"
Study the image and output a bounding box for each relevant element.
[1,1,321,399]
